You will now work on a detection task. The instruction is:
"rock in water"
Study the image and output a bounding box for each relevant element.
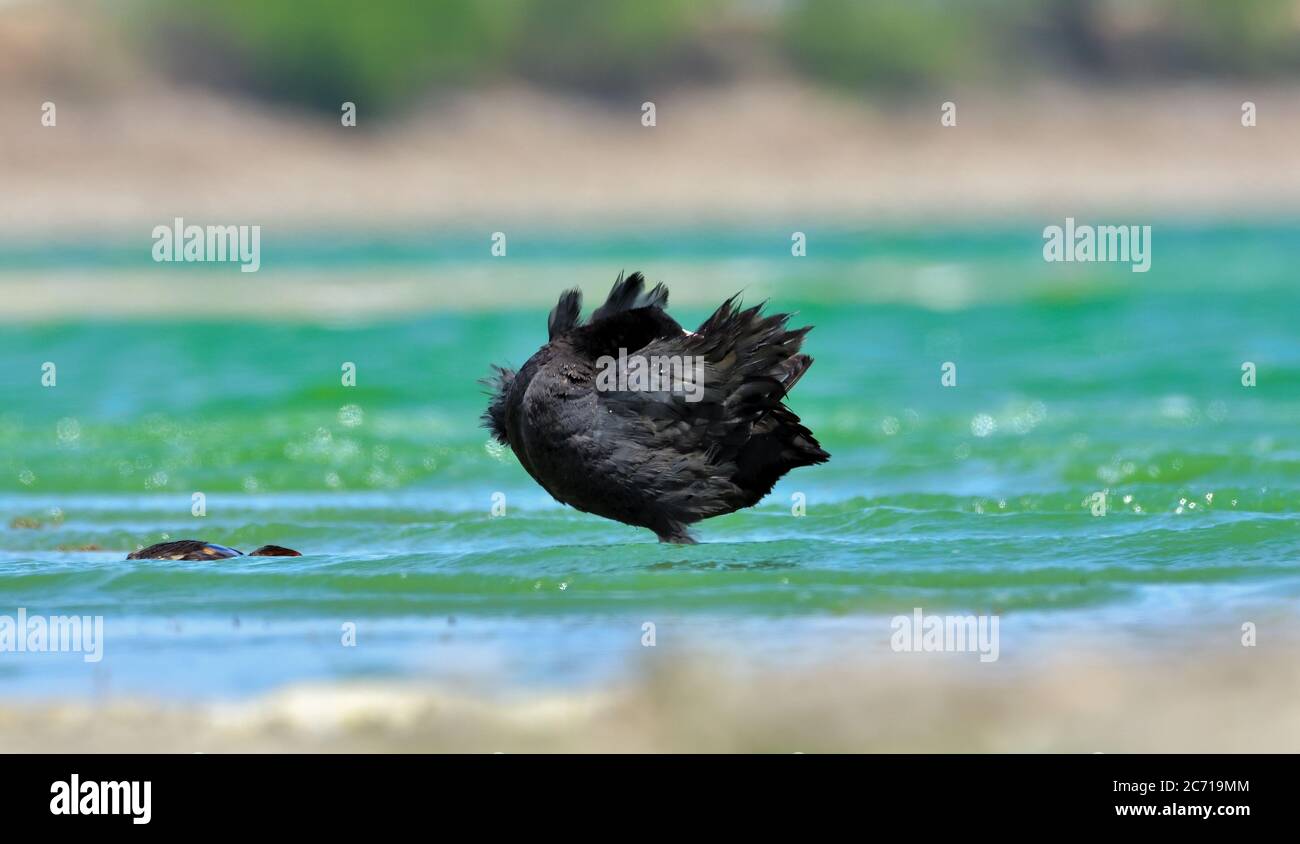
[127,540,301,560]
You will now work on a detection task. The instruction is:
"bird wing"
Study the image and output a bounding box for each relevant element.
[595,294,812,467]
[126,540,243,560]
[590,271,668,322]
[546,271,670,342]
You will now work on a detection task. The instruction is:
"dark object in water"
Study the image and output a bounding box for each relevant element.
[126,540,302,561]
[482,271,829,544]
[248,544,303,557]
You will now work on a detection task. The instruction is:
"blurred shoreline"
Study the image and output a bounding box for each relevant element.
[2,641,1295,752]
[7,1,1300,239]
[5,79,1300,240]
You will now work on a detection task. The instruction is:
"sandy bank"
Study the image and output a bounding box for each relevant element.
[4,78,1300,239]
[2,643,1295,752]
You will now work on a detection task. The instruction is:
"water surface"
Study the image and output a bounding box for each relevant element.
[2,224,1298,698]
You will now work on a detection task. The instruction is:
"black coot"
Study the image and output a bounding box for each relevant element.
[483,272,829,543]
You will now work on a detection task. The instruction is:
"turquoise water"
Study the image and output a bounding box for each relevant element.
[2,225,1299,698]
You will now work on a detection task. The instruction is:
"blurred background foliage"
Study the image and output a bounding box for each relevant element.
[782,0,999,91]
[131,0,718,109]
[106,0,1300,111]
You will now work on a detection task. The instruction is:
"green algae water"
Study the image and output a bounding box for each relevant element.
[2,225,1299,698]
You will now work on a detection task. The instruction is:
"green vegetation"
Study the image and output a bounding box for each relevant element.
[781,0,1001,91]
[1169,0,1300,75]
[127,0,1300,112]
[508,0,715,96]
[133,0,712,111]
[137,0,522,112]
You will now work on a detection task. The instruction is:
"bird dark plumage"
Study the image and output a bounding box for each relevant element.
[248,544,303,557]
[482,271,829,543]
[126,540,301,560]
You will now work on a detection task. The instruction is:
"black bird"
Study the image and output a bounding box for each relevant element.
[126,540,302,561]
[482,272,829,543]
